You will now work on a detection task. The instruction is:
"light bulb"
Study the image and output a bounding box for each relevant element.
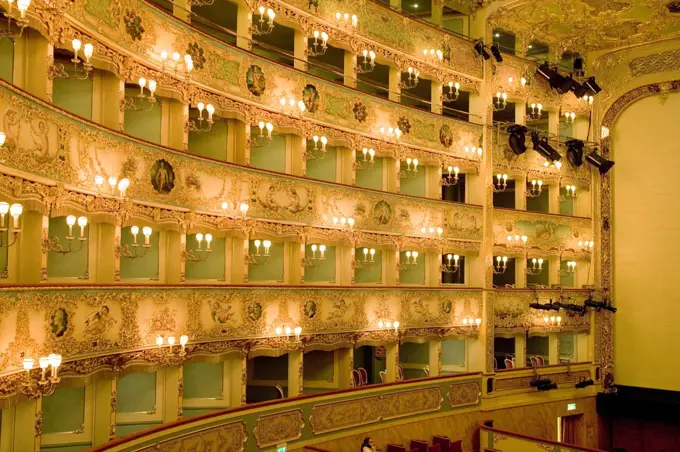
[319,245,326,252]
[83,43,94,60]
[172,51,180,62]
[71,39,81,52]
[0,131,5,146]
[108,176,117,187]
[156,336,164,346]
[311,244,317,252]
[240,203,249,213]
[77,216,87,227]
[205,234,212,243]
[168,336,176,346]
[66,215,77,226]
[138,77,146,88]
[131,225,139,235]
[180,335,189,346]
[23,357,34,370]
[39,357,50,369]
[118,178,130,191]
[196,232,204,242]
[142,226,152,236]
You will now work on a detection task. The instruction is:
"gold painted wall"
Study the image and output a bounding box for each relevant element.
[613,92,680,392]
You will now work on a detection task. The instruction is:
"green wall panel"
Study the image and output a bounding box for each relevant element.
[355,156,383,190]
[559,190,575,215]
[305,146,337,182]
[559,332,575,357]
[250,134,286,172]
[0,38,14,82]
[182,408,221,418]
[526,185,550,213]
[526,259,550,286]
[252,355,288,381]
[304,244,335,283]
[185,234,226,280]
[119,227,160,280]
[559,260,575,287]
[399,250,425,285]
[42,386,85,434]
[47,216,89,279]
[303,351,334,381]
[123,88,162,144]
[442,339,465,366]
[399,163,426,197]
[354,248,382,283]
[247,241,284,282]
[399,342,428,365]
[116,372,157,413]
[41,445,92,452]
[527,336,549,361]
[183,362,224,400]
[187,119,228,161]
[115,423,162,438]
[53,76,93,120]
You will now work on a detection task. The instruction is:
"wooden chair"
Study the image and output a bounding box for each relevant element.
[504,358,514,369]
[351,369,361,387]
[274,384,285,399]
[358,367,369,385]
[409,439,428,452]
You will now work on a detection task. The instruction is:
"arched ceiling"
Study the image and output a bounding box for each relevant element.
[487,0,680,57]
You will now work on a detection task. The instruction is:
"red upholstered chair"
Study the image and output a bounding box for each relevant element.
[504,358,514,369]
[427,444,441,452]
[387,444,407,452]
[432,436,450,451]
[449,440,463,452]
[351,369,361,387]
[530,356,538,367]
[409,439,428,452]
[359,367,368,385]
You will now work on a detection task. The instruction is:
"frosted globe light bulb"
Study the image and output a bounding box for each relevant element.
[131,225,139,235]
[66,215,76,226]
[205,234,212,243]
[83,43,94,60]
[142,226,152,237]
[319,245,326,252]
[77,216,88,227]
[156,336,164,346]
[71,39,82,52]
[196,233,204,242]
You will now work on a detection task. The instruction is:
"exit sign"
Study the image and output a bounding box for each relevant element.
[567,403,576,411]
[277,444,287,452]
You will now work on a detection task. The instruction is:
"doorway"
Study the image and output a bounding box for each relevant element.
[557,414,584,445]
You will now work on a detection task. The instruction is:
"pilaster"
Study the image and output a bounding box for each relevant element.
[343,52,357,88]
[385,342,399,382]
[388,66,401,103]
[293,30,308,72]
[93,378,115,445]
[287,350,303,397]
[163,366,182,422]
[428,339,442,376]
[337,347,353,389]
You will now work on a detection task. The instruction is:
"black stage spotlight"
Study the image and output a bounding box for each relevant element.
[584,298,617,313]
[572,81,588,99]
[583,76,601,95]
[555,75,575,94]
[573,56,584,73]
[555,303,587,314]
[507,125,527,155]
[586,151,614,174]
[566,140,584,168]
[474,40,490,60]
[490,43,503,63]
[536,62,555,83]
[531,132,562,162]
[575,378,594,389]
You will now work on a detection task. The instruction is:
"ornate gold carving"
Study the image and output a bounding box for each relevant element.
[447,381,481,407]
[494,370,591,392]
[253,409,304,448]
[135,421,248,452]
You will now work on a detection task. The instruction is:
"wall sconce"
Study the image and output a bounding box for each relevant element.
[420,226,443,239]
[305,135,328,161]
[185,103,215,133]
[461,317,481,326]
[357,49,376,73]
[543,315,562,326]
[559,184,577,202]
[399,67,419,90]
[377,319,400,332]
[220,201,250,219]
[335,12,357,30]
[379,126,402,142]
[308,30,329,57]
[95,175,130,197]
[563,111,576,123]
[332,216,355,230]
[579,95,594,105]
[442,166,460,186]
[527,179,543,197]
[21,353,62,398]
[464,146,483,159]
[578,240,594,251]
[398,158,418,179]
[355,148,375,171]
[250,121,274,148]
[279,96,306,115]
[186,233,212,263]
[155,334,190,365]
[442,82,460,102]
[558,260,576,277]
[493,173,508,192]
[247,239,271,265]
[0,131,5,147]
[253,6,276,35]
[122,78,158,111]
[0,202,23,248]
[1,0,30,39]
[527,257,544,276]
[47,215,88,255]
[507,234,528,247]
[159,50,193,78]
[49,39,94,80]
[122,226,153,259]
[398,250,418,271]
[422,48,443,64]
[493,256,508,274]
[528,103,542,120]
[354,247,376,269]
[493,91,507,111]
[275,325,302,341]
[441,253,460,273]
[304,243,326,267]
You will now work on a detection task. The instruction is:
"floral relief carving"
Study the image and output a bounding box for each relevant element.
[447,381,481,407]
[254,410,305,447]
